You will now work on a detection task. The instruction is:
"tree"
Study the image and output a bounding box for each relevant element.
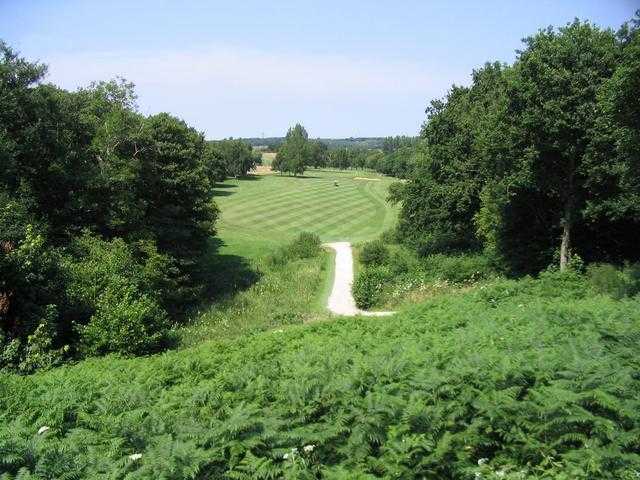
[212,139,258,178]
[273,124,311,176]
[504,21,620,270]
[0,41,221,369]
[308,140,328,168]
[396,62,508,253]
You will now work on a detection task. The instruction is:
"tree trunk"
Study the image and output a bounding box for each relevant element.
[559,198,572,271]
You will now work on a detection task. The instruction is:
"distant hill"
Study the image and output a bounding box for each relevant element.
[237,137,393,150]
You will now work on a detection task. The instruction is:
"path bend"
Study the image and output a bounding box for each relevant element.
[325,242,395,317]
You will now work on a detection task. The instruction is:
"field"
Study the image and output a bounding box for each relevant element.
[214,169,399,258]
[260,151,277,166]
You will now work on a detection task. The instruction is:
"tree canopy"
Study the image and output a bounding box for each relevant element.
[0,42,219,371]
[394,17,640,274]
[273,124,312,176]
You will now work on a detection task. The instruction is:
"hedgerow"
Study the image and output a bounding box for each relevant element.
[1,272,638,478]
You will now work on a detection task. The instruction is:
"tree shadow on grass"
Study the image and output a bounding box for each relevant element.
[212,189,236,197]
[236,174,263,181]
[274,174,321,179]
[195,237,261,302]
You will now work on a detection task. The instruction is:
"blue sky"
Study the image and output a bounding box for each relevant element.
[1,1,636,138]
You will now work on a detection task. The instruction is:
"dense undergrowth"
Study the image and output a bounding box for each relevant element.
[353,239,498,310]
[1,270,639,479]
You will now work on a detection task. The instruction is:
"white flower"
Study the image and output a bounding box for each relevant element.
[37,426,50,435]
[475,473,482,479]
[478,457,489,466]
[496,470,506,478]
[282,453,290,460]
[128,453,143,461]
[303,444,315,453]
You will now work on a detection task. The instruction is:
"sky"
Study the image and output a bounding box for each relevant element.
[1,1,637,139]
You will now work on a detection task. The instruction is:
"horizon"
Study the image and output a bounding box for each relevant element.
[1,1,636,139]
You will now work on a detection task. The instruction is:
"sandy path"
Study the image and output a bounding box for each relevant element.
[325,242,395,317]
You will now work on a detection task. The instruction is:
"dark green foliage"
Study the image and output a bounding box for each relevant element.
[359,240,389,268]
[79,285,169,356]
[1,273,639,478]
[422,253,494,284]
[210,138,259,178]
[0,226,67,373]
[355,236,498,309]
[395,17,640,273]
[587,263,640,299]
[0,43,218,368]
[265,232,322,267]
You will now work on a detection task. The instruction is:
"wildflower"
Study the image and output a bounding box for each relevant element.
[129,453,143,461]
[37,426,50,435]
[478,457,488,466]
[496,470,506,478]
[282,453,290,460]
[303,444,315,453]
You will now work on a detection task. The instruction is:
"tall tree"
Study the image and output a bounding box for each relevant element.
[274,124,311,176]
[505,21,620,270]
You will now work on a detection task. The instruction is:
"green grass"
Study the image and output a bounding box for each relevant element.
[214,169,398,255]
[182,251,330,347]
[180,168,399,345]
[2,272,639,478]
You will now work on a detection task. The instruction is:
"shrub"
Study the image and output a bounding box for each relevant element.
[288,232,321,259]
[422,253,494,284]
[587,262,640,299]
[79,284,170,356]
[0,225,68,372]
[266,232,321,267]
[353,266,391,309]
[359,240,390,267]
[63,234,172,357]
[380,228,398,244]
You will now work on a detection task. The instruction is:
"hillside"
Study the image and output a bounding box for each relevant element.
[2,272,638,478]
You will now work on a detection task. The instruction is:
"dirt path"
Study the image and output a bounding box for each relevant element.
[325,242,395,317]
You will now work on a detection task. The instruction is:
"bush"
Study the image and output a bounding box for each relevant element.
[422,253,494,284]
[64,234,173,357]
[79,284,170,356]
[0,225,68,372]
[587,262,640,299]
[266,232,321,267]
[288,232,321,259]
[359,240,389,267]
[353,266,391,309]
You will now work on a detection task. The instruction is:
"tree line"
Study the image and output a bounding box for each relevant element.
[391,17,640,275]
[0,43,229,371]
[271,124,417,178]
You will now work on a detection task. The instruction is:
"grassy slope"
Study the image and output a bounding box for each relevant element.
[2,273,638,478]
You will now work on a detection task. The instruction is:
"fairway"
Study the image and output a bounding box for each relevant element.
[214,169,398,253]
